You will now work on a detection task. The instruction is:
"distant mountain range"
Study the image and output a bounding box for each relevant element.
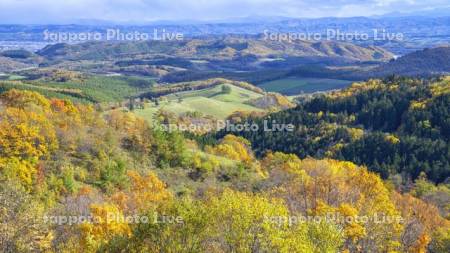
[0,14,449,55]
[377,7,450,18]
[17,7,450,25]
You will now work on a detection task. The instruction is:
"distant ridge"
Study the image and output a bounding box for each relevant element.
[37,37,393,62]
[372,46,450,77]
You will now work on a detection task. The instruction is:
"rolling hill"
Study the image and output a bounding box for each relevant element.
[32,37,394,82]
[37,37,393,62]
[0,56,33,72]
[134,83,264,120]
[372,46,450,77]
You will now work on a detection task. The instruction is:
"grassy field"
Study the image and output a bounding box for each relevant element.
[259,77,353,95]
[0,74,26,81]
[134,84,263,120]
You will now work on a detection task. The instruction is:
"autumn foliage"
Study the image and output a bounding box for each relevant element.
[0,89,449,253]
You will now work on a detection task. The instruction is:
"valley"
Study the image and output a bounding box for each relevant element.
[1,8,449,253]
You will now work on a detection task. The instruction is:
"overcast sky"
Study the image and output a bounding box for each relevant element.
[0,0,448,24]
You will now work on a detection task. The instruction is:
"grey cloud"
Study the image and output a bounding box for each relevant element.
[0,0,448,24]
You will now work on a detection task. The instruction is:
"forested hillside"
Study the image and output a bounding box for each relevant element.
[214,76,450,183]
[1,86,449,252]
[372,47,450,77]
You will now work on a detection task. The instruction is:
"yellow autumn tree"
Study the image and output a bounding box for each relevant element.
[0,89,51,110]
[392,192,450,252]
[0,91,58,187]
[50,98,81,129]
[262,152,403,252]
[79,203,131,252]
[104,189,343,253]
[0,108,57,160]
[111,170,172,213]
[207,134,254,162]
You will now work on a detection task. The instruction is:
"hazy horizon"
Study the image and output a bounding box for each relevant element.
[0,0,449,25]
